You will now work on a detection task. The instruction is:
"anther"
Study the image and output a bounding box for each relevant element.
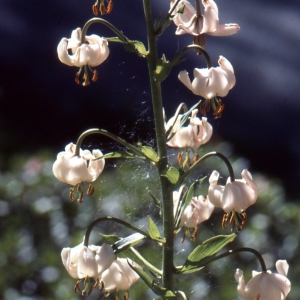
[99,280,104,291]
[106,0,113,14]
[75,72,80,85]
[190,226,199,242]
[92,4,99,16]
[74,280,81,293]
[69,188,75,201]
[87,184,95,196]
[222,213,228,229]
[94,277,100,288]
[177,152,183,167]
[124,291,129,300]
[92,70,98,82]
[77,192,84,203]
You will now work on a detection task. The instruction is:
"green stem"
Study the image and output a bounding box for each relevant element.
[177,151,235,187]
[170,45,212,68]
[143,0,174,292]
[74,128,148,160]
[83,216,151,247]
[81,17,129,44]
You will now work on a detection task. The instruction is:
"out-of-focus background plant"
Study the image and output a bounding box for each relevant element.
[1,140,299,299]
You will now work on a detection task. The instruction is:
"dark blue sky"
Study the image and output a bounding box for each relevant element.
[0,0,300,195]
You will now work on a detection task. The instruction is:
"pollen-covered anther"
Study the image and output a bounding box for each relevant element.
[92,4,99,16]
[190,226,199,242]
[99,280,104,291]
[213,99,225,119]
[82,73,90,86]
[92,70,98,82]
[77,192,84,203]
[87,184,95,196]
[200,100,210,116]
[75,72,80,85]
[193,152,199,164]
[69,188,75,201]
[74,280,81,293]
[177,152,183,167]
[106,0,113,14]
[94,277,100,288]
[239,212,247,231]
[222,213,228,229]
[124,291,129,300]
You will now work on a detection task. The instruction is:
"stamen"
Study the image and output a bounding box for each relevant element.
[87,184,95,196]
[92,4,99,16]
[77,192,84,203]
[124,291,129,300]
[193,152,199,164]
[92,70,98,82]
[180,230,187,243]
[69,188,75,201]
[190,226,199,242]
[94,277,100,288]
[106,0,113,14]
[99,280,104,291]
[74,280,81,293]
[177,152,183,167]
[222,213,228,229]
[75,72,80,85]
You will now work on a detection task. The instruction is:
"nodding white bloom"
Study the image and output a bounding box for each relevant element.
[174,194,215,227]
[235,260,291,300]
[101,258,141,291]
[208,169,258,213]
[171,0,240,36]
[57,28,109,67]
[166,109,213,148]
[61,243,116,279]
[178,56,236,99]
[53,143,105,186]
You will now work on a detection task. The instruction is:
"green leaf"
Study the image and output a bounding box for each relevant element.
[112,233,145,253]
[148,217,164,242]
[95,151,140,160]
[141,146,159,162]
[153,54,172,82]
[161,167,179,184]
[179,234,237,274]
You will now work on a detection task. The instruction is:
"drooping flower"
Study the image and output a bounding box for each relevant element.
[171,0,240,37]
[101,258,141,292]
[165,109,213,148]
[208,169,258,214]
[235,260,291,300]
[53,143,105,186]
[57,28,109,68]
[174,195,214,228]
[178,56,236,100]
[61,242,116,280]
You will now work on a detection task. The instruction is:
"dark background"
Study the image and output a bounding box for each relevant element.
[1,0,300,196]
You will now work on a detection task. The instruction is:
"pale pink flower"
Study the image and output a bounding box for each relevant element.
[208,169,258,213]
[171,0,239,36]
[235,260,291,300]
[61,243,116,279]
[166,109,213,148]
[101,258,140,291]
[178,56,235,99]
[57,28,109,67]
[53,143,105,186]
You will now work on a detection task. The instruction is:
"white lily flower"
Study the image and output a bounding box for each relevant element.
[61,243,116,279]
[235,260,291,300]
[101,258,140,291]
[175,195,214,227]
[53,143,105,186]
[208,169,258,213]
[57,28,109,67]
[178,56,236,99]
[171,0,239,36]
[166,109,213,148]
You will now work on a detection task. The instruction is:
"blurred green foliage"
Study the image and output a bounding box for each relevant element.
[0,141,299,299]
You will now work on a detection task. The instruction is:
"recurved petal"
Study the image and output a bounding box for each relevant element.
[208,23,240,36]
[235,269,247,299]
[57,38,74,66]
[77,246,98,279]
[276,260,289,277]
[208,67,230,98]
[202,1,219,33]
[218,55,236,90]
[95,243,116,275]
[178,70,193,91]
[191,68,210,97]
[85,35,109,67]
